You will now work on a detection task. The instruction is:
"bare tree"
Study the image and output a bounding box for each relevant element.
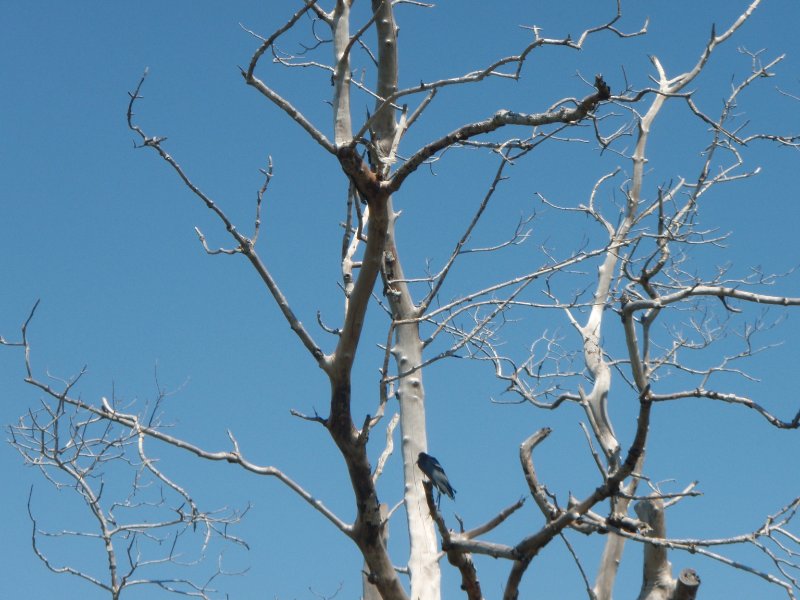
[5,1,800,599]
[7,323,247,599]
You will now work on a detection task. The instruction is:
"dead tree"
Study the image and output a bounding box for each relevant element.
[5,1,800,598]
[7,351,246,599]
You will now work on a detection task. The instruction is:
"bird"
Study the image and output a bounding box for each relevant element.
[417,452,456,500]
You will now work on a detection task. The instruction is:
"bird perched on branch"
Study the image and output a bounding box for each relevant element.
[417,452,456,500]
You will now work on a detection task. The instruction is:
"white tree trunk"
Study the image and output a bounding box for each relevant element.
[383,202,441,600]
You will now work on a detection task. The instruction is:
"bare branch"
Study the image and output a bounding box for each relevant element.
[519,428,558,521]
[387,76,612,193]
[127,72,330,371]
[421,482,484,600]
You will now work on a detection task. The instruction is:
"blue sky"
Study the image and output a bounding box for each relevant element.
[2,1,800,598]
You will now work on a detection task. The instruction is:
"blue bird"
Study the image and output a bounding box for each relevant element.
[417,452,456,500]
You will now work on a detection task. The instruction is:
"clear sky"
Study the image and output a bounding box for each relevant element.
[2,1,799,599]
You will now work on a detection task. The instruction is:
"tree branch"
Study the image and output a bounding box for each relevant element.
[387,76,611,193]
